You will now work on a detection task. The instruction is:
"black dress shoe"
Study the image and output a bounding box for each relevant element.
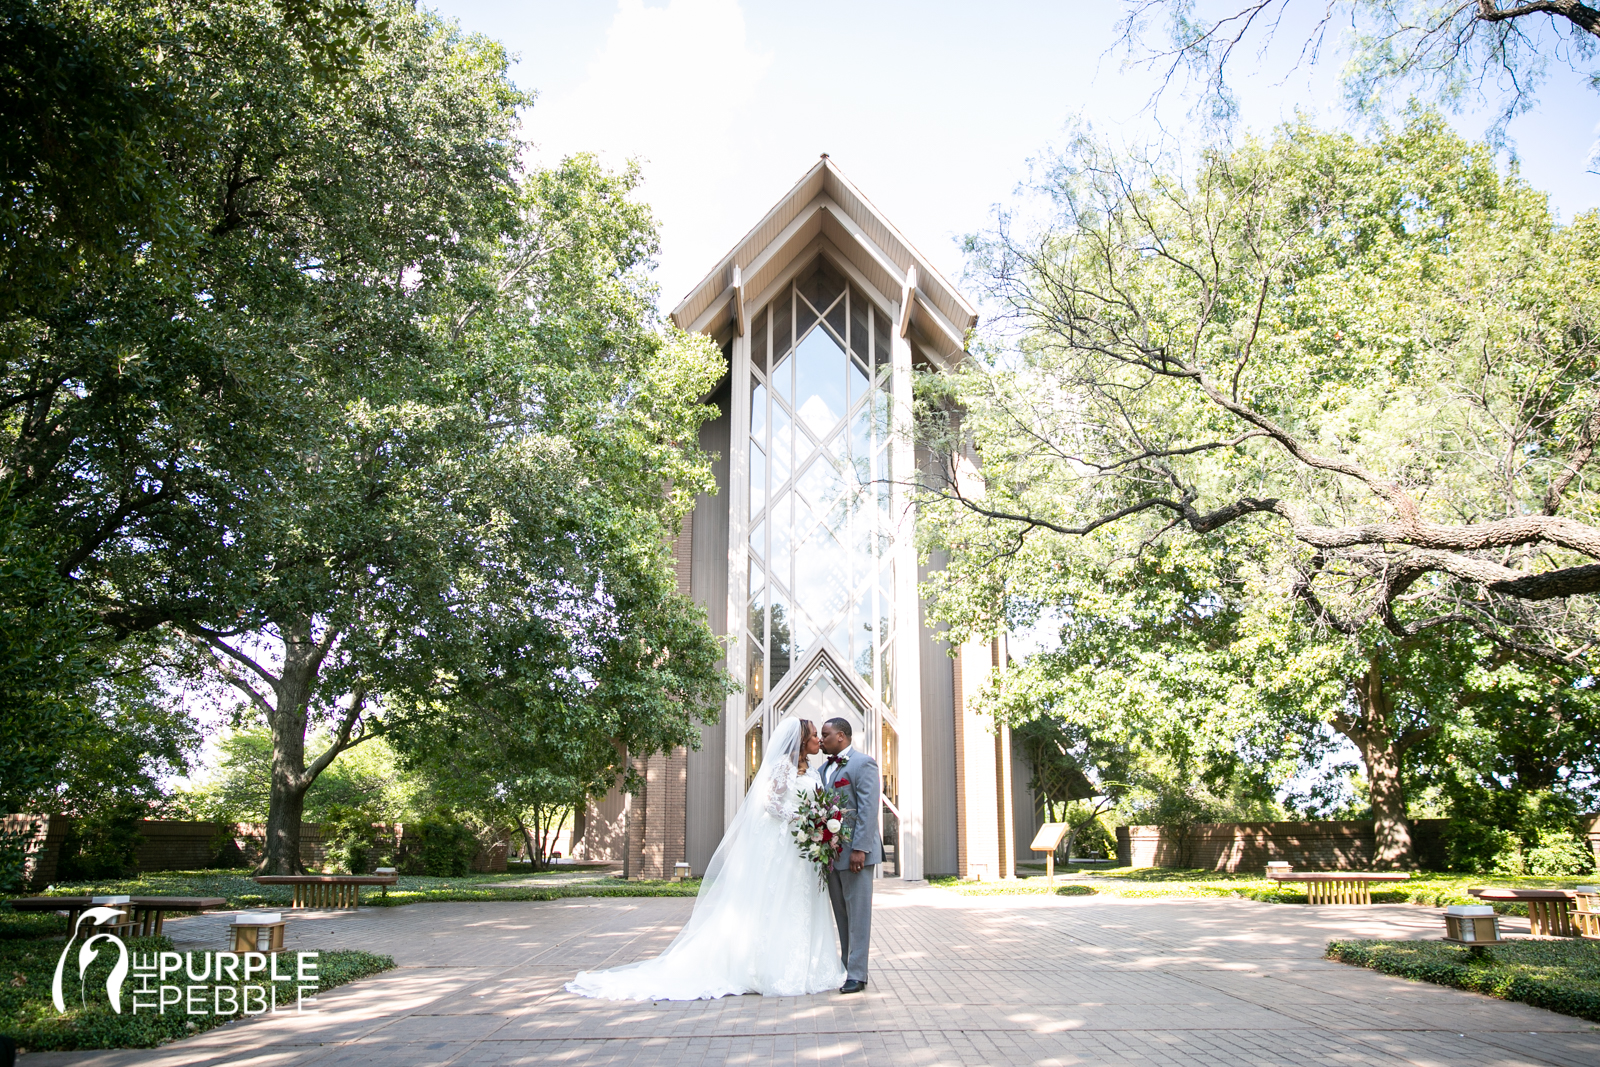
[839,980,867,994]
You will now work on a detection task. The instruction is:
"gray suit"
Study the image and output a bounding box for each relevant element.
[822,748,880,983]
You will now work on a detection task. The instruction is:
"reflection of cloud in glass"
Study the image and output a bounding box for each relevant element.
[746,259,896,715]
[794,327,846,436]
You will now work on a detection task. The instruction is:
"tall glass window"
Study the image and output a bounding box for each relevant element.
[746,257,895,715]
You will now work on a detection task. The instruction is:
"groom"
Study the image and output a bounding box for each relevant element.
[819,717,882,994]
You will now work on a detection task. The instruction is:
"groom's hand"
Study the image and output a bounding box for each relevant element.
[849,849,865,873]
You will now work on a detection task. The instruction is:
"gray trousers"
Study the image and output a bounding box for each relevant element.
[825,865,874,982]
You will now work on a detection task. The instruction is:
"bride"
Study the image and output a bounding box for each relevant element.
[566,717,846,1000]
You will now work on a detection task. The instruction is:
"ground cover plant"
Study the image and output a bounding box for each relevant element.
[934,867,1584,914]
[1327,938,1600,1023]
[0,930,392,1052]
[6,869,700,910]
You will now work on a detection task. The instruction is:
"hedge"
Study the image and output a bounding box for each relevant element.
[1326,938,1600,1023]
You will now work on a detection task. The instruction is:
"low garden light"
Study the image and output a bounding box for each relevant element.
[1443,905,1504,952]
[231,912,287,953]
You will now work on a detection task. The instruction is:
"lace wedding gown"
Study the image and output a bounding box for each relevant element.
[566,719,845,1000]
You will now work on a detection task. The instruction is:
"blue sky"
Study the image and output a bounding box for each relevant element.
[431,0,1600,312]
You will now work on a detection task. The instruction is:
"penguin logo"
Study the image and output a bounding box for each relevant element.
[52,907,130,1014]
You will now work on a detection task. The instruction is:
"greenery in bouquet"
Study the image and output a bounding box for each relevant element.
[792,786,853,881]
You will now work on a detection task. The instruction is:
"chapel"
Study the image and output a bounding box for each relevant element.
[575,156,1039,881]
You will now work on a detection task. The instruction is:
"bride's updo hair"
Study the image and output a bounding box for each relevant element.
[797,719,817,774]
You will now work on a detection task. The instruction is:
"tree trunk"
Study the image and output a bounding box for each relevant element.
[1337,661,1415,870]
[261,617,320,875]
[514,816,539,871]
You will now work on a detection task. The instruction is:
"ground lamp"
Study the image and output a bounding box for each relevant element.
[89,894,134,936]
[1443,905,1503,953]
[232,912,287,953]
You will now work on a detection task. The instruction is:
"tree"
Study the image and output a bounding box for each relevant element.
[923,114,1600,864]
[1,0,409,808]
[146,144,729,871]
[390,510,735,870]
[173,726,419,826]
[1121,1,1600,147]
[8,0,728,871]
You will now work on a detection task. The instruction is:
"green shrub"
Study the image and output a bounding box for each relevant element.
[321,805,377,874]
[203,823,247,869]
[1054,884,1096,896]
[1328,938,1600,1023]
[1525,829,1596,876]
[408,817,477,876]
[1443,783,1590,874]
[55,803,144,881]
[0,823,34,893]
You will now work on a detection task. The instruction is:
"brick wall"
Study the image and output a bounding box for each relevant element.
[1115,816,1600,874]
[6,815,506,887]
[1116,819,1453,872]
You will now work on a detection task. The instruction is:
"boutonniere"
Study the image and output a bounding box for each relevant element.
[834,755,850,769]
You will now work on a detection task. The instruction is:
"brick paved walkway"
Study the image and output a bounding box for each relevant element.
[22,881,1600,1066]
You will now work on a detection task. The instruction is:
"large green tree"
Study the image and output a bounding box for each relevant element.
[0,0,396,803]
[3,0,731,869]
[923,114,1600,864]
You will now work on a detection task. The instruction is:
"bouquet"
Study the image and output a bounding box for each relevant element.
[792,784,853,881]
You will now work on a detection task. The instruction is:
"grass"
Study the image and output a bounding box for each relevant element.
[933,867,1592,916]
[1327,938,1600,1023]
[0,928,392,1052]
[5,869,702,910]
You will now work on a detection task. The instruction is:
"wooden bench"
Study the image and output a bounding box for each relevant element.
[1573,887,1599,939]
[1267,871,1410,904]
[4,896,227,936]
[1469,887,1579,936]
[253,874,399,908]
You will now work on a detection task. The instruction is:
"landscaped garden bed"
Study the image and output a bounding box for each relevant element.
[6,869,701,911]
[933,867,1584,916]
[1326,938,1600,1023]
[0,926,392,1052]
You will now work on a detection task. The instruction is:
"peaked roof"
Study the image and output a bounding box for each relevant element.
[669,156,977,367]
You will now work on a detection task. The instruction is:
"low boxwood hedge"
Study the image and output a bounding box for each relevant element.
[1326,938,1600,1023]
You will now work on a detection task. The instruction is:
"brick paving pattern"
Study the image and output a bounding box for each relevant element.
[21,881,1600,1066]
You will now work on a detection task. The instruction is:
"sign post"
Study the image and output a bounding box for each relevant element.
[1029,823,1071,887]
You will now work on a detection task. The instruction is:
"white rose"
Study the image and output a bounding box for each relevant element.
[826,819,841,833]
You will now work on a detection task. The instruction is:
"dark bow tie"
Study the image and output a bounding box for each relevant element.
[825,754,843,765]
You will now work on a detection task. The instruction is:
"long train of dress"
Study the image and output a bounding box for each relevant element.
[566,757,844,1000]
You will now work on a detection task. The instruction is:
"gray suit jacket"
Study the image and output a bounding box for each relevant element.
[823,750,883,869]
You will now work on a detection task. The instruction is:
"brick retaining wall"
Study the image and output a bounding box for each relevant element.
[5,815,507,887]
[1115,819,1449,871]
[1114,817,1600,872]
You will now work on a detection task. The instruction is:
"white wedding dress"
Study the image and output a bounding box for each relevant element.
[566,719,846,1000]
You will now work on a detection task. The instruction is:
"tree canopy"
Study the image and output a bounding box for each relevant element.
[922,113,1600,864]
[2,0,733,870]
